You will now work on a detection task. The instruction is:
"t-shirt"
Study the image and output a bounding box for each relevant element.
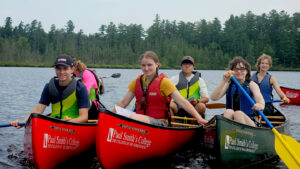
[170,73,209,98]
[128,75,177,98]
[39,80,90,109]
[76,70,98,94]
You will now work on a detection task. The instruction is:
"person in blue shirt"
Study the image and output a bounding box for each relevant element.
[211,56,265,127]
[10,54,90,128]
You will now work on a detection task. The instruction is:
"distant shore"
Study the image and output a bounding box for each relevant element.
[1,62,299,71]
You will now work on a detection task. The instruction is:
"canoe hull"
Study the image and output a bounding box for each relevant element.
[204,111,290,168]
[96,110,200,169]
[24,113,97,169]
[280,86,300,104]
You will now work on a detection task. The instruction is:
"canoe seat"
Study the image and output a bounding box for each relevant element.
[257,115,285,126]
[261,121,284,125]
[265,116,285,120]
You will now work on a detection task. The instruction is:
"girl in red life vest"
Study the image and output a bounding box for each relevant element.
[113,51,207,126]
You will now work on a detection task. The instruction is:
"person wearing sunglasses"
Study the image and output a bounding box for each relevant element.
[211,56,265,126]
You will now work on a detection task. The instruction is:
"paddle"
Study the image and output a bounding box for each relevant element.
[265,100,282,104]
[0,123,25,128]
[102,73,121,78]
[205,103,226,109]
[229,74,300,168]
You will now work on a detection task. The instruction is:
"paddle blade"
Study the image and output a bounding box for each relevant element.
[273,129,300,168]
[205,103,226,109]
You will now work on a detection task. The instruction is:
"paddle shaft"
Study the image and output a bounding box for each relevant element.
[229,75,274,128]
[265,100,282,103]
[0,123,25,128]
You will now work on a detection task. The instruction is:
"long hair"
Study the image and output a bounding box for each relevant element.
[255,53,272,72]
[227,56,251,82]
[73,60,87,73]
[138,51,160,111]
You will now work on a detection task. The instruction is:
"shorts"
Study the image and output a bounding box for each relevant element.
[149,117,168,127]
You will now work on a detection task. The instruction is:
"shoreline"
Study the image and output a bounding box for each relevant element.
[0,63,299,71]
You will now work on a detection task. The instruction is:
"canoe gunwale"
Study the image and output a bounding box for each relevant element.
[280,86,300,91]
[102,109,201,130]
[25,113,97,128]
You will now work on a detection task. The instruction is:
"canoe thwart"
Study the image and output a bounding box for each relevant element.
[171,116,197,121]
[171,122,199,128]
[261,121,284,125]
[264,116,285,120]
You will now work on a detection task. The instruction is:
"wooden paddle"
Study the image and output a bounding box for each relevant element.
[0,123,25,128]
[230,74,300,168]
[205,103,226,109]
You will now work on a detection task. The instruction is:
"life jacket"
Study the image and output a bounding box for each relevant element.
[135,73,171,119]
[176,71,201,99]
[252,72,273,101]
[48,77,79,119]
[226,81,254,117]
[78,69,100,101]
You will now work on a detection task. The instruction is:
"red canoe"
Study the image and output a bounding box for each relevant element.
[280,86,300,104]
[96,110,200,169]
[24,113,97,169]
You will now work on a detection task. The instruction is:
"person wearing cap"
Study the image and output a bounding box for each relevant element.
[10,54,91,128]
[170,56,209,117]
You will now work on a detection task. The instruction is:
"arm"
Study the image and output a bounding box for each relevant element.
[270,76,290,103]
[113,90,135,112]
[211,71,231,101]
[171,90,207,125]
[249,81,265,111]
[68,108,89,123]
[10,103,47,128]
[197,78,209,103]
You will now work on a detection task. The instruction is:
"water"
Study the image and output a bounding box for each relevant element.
[0,67,299,168]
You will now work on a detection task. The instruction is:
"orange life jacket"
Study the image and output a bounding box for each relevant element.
[135,73,171,119]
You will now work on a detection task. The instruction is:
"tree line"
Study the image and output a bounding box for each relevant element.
[0,10,299,70]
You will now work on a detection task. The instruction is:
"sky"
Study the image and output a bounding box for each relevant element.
[0,0,299,35]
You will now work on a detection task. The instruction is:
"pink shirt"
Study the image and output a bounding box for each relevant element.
[76,70,98,94]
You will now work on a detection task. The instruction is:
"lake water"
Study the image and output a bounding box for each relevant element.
[0,67,299,168]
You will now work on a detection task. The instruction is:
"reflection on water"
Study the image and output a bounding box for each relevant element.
[0,67,299,168]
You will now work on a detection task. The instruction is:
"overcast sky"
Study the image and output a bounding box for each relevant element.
[1,0,299,34]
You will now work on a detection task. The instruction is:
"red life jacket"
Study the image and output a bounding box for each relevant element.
[135,73,171,119]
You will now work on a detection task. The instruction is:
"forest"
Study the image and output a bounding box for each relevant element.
[0,10,299,70]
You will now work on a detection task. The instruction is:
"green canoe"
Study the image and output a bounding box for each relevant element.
[203,105,290,168]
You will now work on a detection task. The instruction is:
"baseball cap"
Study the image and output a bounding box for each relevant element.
[181,56,194,65]
[53,54,74,67]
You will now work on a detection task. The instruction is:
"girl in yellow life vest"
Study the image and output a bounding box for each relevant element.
[113,51,207,126]
[10,54,90,128]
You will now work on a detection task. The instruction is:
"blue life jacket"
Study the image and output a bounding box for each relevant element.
[252,72,273,101]
[226,81,254,117]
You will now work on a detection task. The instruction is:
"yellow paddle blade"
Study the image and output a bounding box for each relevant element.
[205,103,226,109]
[273,129,300,168]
